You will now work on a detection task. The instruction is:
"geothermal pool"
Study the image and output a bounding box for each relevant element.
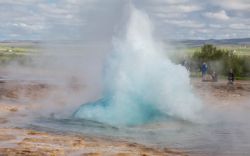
[30,104,250,156]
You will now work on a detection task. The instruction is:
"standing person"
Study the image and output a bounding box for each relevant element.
[201,62,208,81]
[228,69,235,85]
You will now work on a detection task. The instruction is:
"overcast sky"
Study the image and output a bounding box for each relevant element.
[0,0,250,41]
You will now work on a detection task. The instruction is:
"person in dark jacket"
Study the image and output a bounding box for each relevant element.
[228,69,235,85]
[201,62,208,81]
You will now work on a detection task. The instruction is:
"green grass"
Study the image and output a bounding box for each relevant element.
[187,45,250,56]
[216,45,250,56]
[0,44,37,64]
[180,45,250,57]
[0,46,37,53]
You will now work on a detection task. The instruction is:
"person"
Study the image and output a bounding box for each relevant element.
[201,62,208,81]
[228,69,235,85]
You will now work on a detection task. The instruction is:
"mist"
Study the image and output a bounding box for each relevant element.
[1,1,127,118]
[74,4,202,126]
[0,0,205,123]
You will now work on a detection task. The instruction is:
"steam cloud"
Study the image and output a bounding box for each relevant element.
[74,5,202,126]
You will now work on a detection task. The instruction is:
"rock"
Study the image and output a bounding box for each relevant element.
[0,134,16,141]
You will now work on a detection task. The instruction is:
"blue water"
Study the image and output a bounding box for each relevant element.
[73,96,166,126]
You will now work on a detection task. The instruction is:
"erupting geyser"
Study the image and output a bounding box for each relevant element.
[74,5,202,126]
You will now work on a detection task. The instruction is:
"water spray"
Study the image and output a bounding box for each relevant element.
[74,5,202,126]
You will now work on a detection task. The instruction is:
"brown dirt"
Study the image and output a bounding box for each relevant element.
[0,128,185,156]
[192,79,250,106]
[0,81,50,100]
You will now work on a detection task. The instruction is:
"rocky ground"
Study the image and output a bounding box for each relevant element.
[0,76,250,156]
[192,79,250,106]
[0,78,186,156]
[0,127,186,156]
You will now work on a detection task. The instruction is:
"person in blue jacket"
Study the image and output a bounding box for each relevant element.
[201,62,208,81]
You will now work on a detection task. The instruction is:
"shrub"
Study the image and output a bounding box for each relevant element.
[190,44,250,77]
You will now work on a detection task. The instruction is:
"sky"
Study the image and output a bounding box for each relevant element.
[0,0,250,41]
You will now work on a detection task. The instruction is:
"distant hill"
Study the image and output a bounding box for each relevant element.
[1,38,250,48]
[178,38,250,47]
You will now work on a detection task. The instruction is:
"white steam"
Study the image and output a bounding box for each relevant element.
[74,5,202,125]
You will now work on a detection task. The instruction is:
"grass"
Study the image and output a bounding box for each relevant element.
[0,44,37,64]
[215,44,250,56]
[178,45,250,58]
[0,46,37,54]
[187,45,250,56]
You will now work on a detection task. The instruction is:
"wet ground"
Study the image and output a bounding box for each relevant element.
[1,77,250,155]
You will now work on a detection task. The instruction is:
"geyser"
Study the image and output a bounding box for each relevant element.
[74,5,202,126]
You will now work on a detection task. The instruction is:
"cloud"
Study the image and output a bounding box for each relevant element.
[204,10,230,20]
[229,23,250,30]
[0,0,250,40]
[164,19,205,28]
[211,0,250,10]
[0,0,91,40]
[12,23,44,31]
[175,4,202,12]
[209,24,222,29]
[147,3,202,14]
